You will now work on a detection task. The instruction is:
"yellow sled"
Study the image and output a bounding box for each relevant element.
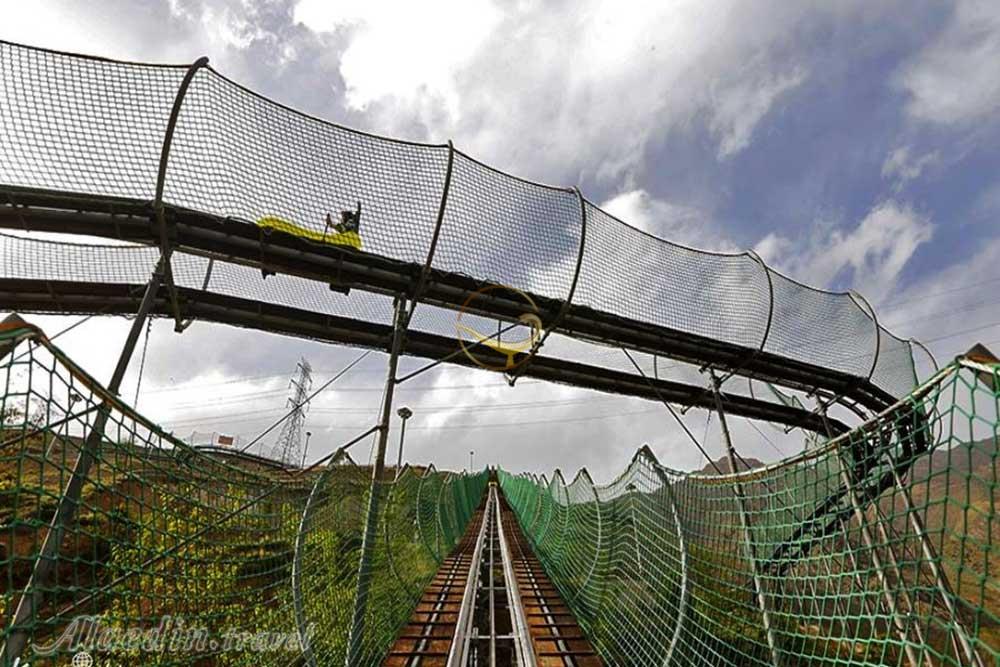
[256,215,362,250]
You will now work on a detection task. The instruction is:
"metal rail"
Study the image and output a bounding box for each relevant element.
[0,277,848,435]
[384,501,488,666]
[500,492,603,667]
[386,483,600,666]
[496,485,537,667]
[448,488,493,666]
[450,484,538,667]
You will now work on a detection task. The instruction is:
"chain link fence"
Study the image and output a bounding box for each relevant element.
[500,359,999,666]
[0,320,487,665]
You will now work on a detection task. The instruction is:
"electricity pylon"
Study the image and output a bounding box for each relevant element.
[270,358,313,466]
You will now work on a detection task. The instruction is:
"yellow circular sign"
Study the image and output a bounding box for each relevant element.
[455,284,544,372]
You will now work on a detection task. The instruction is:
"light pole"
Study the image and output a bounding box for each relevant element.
[469,450,475,472]
[395,407,412,475]
[301,431,312,468]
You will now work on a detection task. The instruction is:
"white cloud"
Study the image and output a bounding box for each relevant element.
[754,201,934,301]
[287,1,848,181]
[874,236,1000,377]
[294,0,501,121]
[881,146,939,190]
[710,66,806,159]
[6,0,994,478]
[601,189,737,251]
[898,0,1000,124]
[1,2,139,60]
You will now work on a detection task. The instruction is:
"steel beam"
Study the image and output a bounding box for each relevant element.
[345,295,407,666]
[0,189,898,414]
[0,279,850,435]
[710,373,783,667]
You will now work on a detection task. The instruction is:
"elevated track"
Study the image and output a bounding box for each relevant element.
[385,482,600,667]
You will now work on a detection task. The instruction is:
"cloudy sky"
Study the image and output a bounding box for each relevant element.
[3,0,1000,482]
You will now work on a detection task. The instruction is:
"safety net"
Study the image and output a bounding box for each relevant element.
[500,358,999,666]
[0,321,488,665]
[0,39,925,404]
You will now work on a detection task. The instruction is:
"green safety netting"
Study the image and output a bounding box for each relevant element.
[0,321,487,665]
[500,359,999,666]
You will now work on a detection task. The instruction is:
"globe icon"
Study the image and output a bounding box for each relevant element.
[72,652,94,667]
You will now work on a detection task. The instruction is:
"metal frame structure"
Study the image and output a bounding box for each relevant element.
[0,186,899,427]
[0,38,956,667]
[0,276,848,434]
[709,372,782,667]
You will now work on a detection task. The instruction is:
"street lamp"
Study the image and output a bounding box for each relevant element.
[395,407,413,476]
[301,431,313,468]
[469,450,475,472]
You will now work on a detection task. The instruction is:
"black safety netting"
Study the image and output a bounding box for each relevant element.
[0,40,923,401]
[0,231,821,414]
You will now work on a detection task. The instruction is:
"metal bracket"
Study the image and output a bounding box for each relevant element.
[153,55,210,332]
[407,140,455,327]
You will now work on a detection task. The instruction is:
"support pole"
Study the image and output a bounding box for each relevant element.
[152,56,209,332]
[642,447,689,667]
[1,258,165,663]
[346,295,407,667]
[889,465,983,666]
[834,443,921,667]
[710,372,782,667]
[811,405,881,645]
[868,504,934,662]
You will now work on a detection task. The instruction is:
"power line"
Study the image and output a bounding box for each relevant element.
[236,349,373,455]
[158,323,1000,432]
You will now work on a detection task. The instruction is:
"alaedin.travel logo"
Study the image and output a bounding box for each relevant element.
[16,614,313,665]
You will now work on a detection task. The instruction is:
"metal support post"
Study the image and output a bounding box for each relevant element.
[2,258,165,663]
[346,295,408,666]
[868,504,934,662]
[710,372,782,667]
[811,406,878,625]
[834,442,921,667]
[889,465,983,666]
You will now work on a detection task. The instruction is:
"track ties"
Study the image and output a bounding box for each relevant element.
[385,486,603,666]
[382,504,487,666]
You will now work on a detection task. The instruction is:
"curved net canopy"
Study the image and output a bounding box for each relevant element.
[0,40,922,411]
